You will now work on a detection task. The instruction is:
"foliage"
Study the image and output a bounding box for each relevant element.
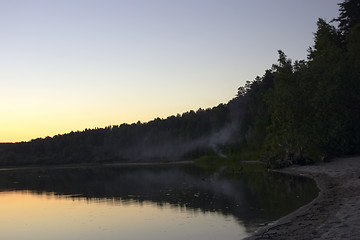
[235,0,360,166]
[334,0,360,36]
[260,3,360,165]
[0,101,246,166]
[0,0,358,168]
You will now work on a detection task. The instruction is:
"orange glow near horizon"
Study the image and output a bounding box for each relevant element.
[0,106,209,143]
[0,89,231,143]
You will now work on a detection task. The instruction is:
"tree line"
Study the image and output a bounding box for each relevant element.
[239,0,360,167]
[0,100,246,165]
[0,0,359,167]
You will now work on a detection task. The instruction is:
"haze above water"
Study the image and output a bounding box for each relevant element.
[0,164,317,239]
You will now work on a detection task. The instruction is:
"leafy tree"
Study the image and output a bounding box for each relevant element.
[334,0,360,36]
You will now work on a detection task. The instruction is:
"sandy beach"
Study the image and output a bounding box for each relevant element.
[247,156,360,239]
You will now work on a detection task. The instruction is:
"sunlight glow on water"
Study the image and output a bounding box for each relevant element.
[0,191,248,240]
[0,164,318,239]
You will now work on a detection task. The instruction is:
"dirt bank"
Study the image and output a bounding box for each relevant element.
[246,156,360,239]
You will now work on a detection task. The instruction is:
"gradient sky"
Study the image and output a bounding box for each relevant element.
[1,0,340,142]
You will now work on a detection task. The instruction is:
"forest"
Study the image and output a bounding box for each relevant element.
[0,0,359,167]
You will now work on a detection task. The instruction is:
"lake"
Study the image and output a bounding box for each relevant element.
[0,163,317,239]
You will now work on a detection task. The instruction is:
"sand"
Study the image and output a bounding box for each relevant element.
[246,156,360,239]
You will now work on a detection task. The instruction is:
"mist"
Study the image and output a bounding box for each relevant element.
[119,119,240,161]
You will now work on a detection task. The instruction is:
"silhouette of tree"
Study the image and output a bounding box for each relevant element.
[334,0,360,36]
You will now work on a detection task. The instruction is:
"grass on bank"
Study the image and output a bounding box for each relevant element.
[193,149,266,174]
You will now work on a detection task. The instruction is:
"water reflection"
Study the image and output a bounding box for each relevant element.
[0,164,317,239]
[0,191,247,240]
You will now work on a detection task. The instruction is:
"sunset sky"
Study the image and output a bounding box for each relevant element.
[1,0,340,142]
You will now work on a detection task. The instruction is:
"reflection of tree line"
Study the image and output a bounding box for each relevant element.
[0,165,317,229]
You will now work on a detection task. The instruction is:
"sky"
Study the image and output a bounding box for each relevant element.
[1,0,341,143]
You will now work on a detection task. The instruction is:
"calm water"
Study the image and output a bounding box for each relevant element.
[0,164,317,240]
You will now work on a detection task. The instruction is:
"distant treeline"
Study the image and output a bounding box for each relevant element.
[0,0,359,167]
[0,99,247,165]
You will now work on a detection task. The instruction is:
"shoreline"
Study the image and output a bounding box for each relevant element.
[0,160,194,172]
[246,156,360,239]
